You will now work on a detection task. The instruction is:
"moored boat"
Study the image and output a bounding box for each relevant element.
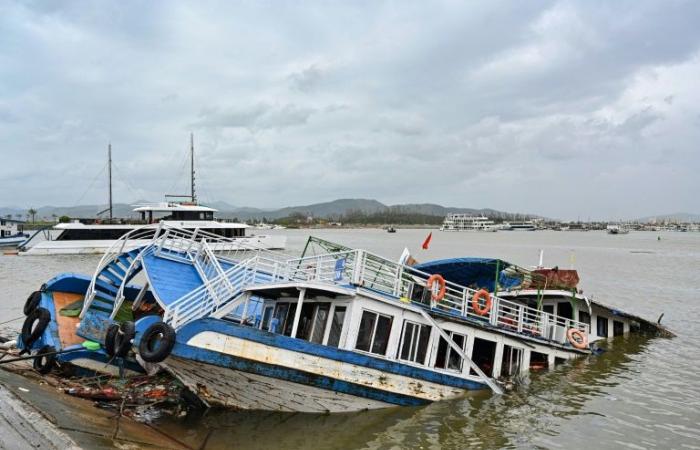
[0,219,28,247]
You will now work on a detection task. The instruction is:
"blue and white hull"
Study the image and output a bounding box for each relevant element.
[161,319,485,413]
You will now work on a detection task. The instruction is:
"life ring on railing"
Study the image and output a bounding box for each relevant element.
[138,322,176,363]
[566,328,588,349]
[426,274,446,301]
[471,289,492,316]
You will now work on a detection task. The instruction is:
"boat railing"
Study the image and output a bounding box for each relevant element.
[164,257,259,330]
[278,248,589,346]
[81,225,160,318]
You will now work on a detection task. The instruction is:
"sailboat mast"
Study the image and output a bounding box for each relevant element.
[108,143,113,220]
[190,133,196,203]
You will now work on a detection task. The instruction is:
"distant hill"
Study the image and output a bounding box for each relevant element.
[634,212,700,223]
[0,198,536,222]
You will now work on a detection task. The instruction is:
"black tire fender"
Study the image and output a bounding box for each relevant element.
[104,324,119,357]
[21,307,51,350]
[33,345,56,374]
[23,291,42,316]
[138,322,176,363]
[113,321,135,357]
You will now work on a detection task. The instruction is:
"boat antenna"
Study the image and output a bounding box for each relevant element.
[190,133,196,204]
[108,143,113,220]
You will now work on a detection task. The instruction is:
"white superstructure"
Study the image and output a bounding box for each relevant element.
[19,202,285,255]
[440,214,497,232]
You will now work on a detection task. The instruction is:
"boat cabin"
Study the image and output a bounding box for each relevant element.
[0,218,24,238]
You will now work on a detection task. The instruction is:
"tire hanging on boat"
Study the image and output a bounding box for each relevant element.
[23,291,42,316]
[105,321,135,358]
[138,322,176,363]
[566,328,588,349]
[426,274,446,301]
[21,307,51,351]
[33,345,57,374]
[471,289,492,316]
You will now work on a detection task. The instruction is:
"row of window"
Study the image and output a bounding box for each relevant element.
[577,311,624,337]
[261,301,346,348]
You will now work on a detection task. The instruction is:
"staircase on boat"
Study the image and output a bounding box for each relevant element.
[78,223,590,350]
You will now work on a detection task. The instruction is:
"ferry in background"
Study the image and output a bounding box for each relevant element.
[0,218,28,247]
[19,201,286,255]
[502,220,538,231]
[440,214,497,232]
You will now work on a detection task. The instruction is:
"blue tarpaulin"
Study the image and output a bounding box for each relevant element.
[413,257,521,292]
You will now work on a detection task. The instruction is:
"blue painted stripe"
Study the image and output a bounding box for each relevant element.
[177,318,485,391]
[172,343,429,407]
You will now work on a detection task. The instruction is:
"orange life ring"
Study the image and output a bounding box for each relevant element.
[426,274,446,301]
[566,328,588,349]
[472,289,492,316]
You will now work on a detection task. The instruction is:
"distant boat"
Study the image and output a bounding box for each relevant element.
[440,214,497,232]
[0,219,29,247]
[606,224,630,235]
[502,221,537,231]
[387,226,397,233]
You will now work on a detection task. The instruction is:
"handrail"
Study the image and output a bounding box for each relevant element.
[17,224,54,251]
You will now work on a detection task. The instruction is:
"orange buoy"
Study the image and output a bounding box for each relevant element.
[472,289,492,316]
[426,274,446,301]
[566,328,588,349]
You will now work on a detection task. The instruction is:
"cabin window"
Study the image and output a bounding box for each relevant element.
[596,316,609,337]
[613,320,624,336]
[554,357,567,367]
[501,345,523,376]
[261,306,274,331]
[530,351,549,370]
[398,321,432,365]
[327,306,346,348]
[557,301,573,320]
[579,311,591,328]
[270,302,297,336]
[355,310,393,355]
[470,338,497,377]
[297,303,330,344]
[434,331,467,372]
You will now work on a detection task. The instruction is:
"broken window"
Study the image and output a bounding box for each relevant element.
[501,345,523,377]
[470,338,497,377]
[434,331,467,372]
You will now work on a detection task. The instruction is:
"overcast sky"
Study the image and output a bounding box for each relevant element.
[1,1,699,220]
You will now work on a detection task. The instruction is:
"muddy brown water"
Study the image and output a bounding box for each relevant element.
[1,229,699,449]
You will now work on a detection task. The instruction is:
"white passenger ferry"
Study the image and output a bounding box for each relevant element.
[440,214,497,232]
[502,220,538,231]
[19,202,285,255]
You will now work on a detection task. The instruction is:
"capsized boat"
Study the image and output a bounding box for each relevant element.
[17,227,672,413]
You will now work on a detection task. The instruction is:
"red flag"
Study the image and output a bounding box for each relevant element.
[422,232,432,250]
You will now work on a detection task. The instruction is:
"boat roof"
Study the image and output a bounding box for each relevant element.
[413,257,519,292]
[132,202,217,213]
[54,221,249,229]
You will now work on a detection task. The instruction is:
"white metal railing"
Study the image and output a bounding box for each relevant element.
[164,257,259,330]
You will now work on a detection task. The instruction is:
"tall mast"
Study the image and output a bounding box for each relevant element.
[108,143,113,220]
[190,133,196,203]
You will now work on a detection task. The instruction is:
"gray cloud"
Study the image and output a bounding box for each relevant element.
[1,1,699,220]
